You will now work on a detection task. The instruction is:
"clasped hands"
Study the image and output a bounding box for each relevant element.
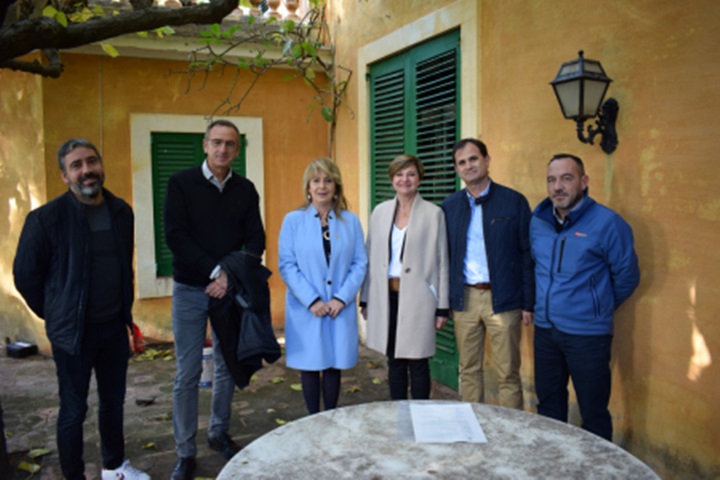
[310,298,344,318]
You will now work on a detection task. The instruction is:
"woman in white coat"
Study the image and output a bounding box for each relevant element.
[361,154,449,400]
[279,158,368,414]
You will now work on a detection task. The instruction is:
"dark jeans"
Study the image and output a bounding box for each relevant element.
[533,325,613,440]
[300,369,341,414]
[387,291,431,400]
[52,321,129,480]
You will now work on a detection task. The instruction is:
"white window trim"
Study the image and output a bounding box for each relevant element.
[130,114,264,299]
[357,0,479,226]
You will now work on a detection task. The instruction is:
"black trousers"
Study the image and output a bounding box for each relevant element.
[387,291,431,400]
[52,321,129,479]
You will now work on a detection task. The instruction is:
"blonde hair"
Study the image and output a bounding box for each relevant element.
[302,157,349,218]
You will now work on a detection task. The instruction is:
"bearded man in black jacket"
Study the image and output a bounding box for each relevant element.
[13,138,148,480]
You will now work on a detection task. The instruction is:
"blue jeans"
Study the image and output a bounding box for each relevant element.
[172,282,235,458]
[52,321,129,480]
[533,325,613,440]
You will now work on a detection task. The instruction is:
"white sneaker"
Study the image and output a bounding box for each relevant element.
[101,460,151,480]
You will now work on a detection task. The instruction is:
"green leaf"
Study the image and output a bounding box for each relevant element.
[291,44,302,58]
[56,11,68,27]
[301,41,317,57]
[101,44,119,58]
[42,5,58,17]
[304,68,316,81]
[321,106,333,122]
[157,26,175,36]
[137,31,148,38]
[247,15,255,26]
[92,5,105,16]
[142,442,156,449]
[290,383,302,391]
[239,0,252,8]
[210,23,221,36]
[270,376,286,384]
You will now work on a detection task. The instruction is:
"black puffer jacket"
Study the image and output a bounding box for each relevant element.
[13,190,134,355]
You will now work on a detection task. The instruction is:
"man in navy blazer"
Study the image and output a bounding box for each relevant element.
[442,138,534,409]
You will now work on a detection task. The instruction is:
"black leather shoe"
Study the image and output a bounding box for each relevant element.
[170,456,196,480]
[207,433,241,460]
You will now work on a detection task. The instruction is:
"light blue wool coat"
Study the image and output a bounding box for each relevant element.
[279,205,368,370]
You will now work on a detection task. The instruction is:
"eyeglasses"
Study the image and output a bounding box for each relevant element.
[209,139,238,149]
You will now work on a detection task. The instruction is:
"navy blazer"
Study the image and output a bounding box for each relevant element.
[442,181,534,313]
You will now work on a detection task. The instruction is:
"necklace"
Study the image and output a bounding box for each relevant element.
[323,228,331,241]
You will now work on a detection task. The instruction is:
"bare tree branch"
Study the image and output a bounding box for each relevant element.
[0,0,239,64]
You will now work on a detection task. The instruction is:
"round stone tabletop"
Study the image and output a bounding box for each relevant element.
[218,400,659,479]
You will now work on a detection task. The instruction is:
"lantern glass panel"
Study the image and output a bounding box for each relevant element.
[583,79,609,117]
[554,80,580,118]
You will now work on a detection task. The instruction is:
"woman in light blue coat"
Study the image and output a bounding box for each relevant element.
[279,158,368,414]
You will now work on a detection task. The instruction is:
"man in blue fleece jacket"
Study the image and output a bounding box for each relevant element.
[530,153,639,441]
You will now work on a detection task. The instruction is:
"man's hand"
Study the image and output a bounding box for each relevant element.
[522,310,533,326]
[435,316,448,330]
[360,306,367,320]
[205,270,228,299]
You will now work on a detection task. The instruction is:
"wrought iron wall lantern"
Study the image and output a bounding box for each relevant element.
[550,51,619,154]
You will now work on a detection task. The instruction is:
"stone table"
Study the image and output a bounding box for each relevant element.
[218,400,659,479]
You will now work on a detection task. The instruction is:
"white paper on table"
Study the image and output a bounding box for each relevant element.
[409,403,488,443]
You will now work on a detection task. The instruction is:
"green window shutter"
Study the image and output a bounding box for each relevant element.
[151,132,246,277]
[369,29,460,209]
[368,29,461,390]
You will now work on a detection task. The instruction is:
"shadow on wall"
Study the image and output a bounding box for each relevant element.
[612,211,661,452]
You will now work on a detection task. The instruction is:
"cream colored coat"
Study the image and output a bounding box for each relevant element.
[361,195,449,359]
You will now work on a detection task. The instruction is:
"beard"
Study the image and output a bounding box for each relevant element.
[70,172,105,199]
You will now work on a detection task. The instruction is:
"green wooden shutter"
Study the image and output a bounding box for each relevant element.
[151,132,246,277]
[368,29,461,390]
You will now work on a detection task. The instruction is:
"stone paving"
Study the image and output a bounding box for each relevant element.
[1,339,458,479]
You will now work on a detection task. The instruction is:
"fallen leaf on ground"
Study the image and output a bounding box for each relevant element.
[275,418,287,425]
[28,448,51,459]
[372,378,383,385]
[345,385,362,393]
[18,461,41,473]
[142,442,156,449]
[270,376,286,384]
[266,408,277,413]
[365,361,379,369]
[290,384,302,392]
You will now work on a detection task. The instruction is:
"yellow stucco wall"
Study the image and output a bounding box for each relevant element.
[329,0,720,477]
[0,65,51,354]
[3,52,330,343]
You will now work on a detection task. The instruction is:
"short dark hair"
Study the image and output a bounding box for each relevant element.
[452,138,489,163]
[388,154,425,181]
[57,138,102,172]
[549,153,585,176]
[205,119,240,139]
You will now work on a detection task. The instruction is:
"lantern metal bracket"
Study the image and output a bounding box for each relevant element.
[576,97,619,154]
